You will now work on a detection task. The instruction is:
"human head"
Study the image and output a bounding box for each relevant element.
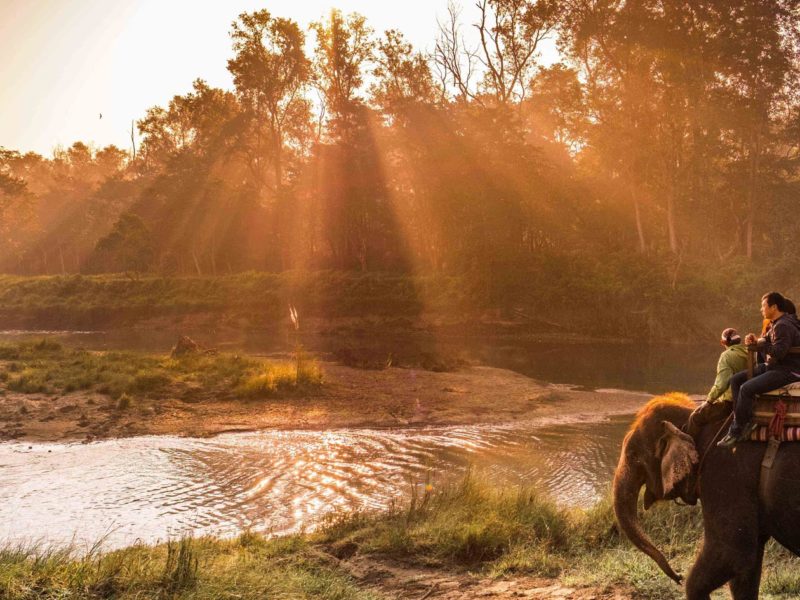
[720,328,741,347]
[761,292,786,321]
[784,298,797,316]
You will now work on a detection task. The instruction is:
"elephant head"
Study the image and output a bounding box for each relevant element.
[613,393,699,584]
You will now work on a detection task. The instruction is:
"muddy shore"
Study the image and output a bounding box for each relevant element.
[0,360,651,442]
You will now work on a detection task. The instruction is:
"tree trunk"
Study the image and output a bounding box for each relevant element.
[630,183,646,253]
[666,185,678,254]
[745,127,762,260]
[191,249,203,276]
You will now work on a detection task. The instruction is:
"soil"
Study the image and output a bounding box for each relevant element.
[0,361,649,443]
[314,552,634,600]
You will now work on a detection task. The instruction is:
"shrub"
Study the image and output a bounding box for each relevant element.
[116,393,133,410]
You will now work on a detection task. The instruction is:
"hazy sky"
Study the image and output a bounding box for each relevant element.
[1,1,558,156]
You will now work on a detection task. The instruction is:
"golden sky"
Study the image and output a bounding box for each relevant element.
[1,0,558,156]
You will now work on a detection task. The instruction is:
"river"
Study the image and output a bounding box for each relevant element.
[0,329,718,551]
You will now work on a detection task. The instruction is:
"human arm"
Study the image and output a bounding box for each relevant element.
[707,355,734,402]
[764,321,792,365]
[744,333,763,346]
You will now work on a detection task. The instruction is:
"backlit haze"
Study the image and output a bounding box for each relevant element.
[1,0,558,156]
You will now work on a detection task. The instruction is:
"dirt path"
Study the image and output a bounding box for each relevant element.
[322,553,631,600]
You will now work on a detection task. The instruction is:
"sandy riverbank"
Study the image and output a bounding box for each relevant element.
[0,360,650,442]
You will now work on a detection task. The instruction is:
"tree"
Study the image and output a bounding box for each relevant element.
[434,0,562,105]
[525,63,586,151]
[89,213,154,275]
[311,9,375,140]
[137,80,239,172]
[371,29,439,121]
[228,10,311,196]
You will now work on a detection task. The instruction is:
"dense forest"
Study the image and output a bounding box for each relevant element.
[1,1,799,328]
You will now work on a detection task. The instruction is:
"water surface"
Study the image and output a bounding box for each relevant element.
[0,414,630,551]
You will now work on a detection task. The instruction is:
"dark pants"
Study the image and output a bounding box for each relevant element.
[729,364,798,434]
[686,400,732,437]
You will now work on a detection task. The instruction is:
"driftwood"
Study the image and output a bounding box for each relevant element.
[170,336,217,358]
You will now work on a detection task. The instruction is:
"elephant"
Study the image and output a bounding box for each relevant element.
[614,392,800,600]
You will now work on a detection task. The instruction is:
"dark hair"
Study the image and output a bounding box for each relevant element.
[785,298,797,315]
[762,291,787,311]
[721,327,741,346]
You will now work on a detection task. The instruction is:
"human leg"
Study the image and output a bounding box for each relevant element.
[686,400,732,438]
[734,369,795,429]
[729,368,753,414]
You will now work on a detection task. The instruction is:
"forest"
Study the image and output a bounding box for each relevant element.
[1,1,799,335]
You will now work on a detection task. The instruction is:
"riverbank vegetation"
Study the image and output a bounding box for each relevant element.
[0,339,322,401]
[2,2,799,343]
[0,267,794,341]
[2,476,797,599]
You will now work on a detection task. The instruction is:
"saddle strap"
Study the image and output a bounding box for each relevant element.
[758,437,781,503]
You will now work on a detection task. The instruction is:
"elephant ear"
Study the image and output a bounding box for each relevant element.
[656,421,699,496]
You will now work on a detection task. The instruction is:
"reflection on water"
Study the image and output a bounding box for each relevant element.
[0,415,629,550]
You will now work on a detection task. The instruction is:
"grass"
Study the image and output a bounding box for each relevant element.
[0,535,378,600]
[316,473,799,599]
[0,340,323,400]
[2,475,799,598]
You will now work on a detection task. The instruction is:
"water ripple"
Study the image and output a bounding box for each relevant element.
[0,414,630,550]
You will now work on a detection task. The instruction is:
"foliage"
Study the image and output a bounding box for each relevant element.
[0,4,798,337]
[0,260,796,340]
[88,213,154,274]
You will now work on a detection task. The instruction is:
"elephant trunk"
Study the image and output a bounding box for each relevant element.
[613,454,683,584]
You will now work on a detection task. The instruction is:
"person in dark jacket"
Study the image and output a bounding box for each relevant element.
[718,292,800,447]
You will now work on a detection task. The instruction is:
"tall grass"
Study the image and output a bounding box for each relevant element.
[0,340,323,400]
[236,360,323,397]
[318,474,799,599]
[2,476,798,598]
[0,535,378,600]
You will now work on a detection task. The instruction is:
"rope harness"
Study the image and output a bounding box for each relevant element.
[768,398,788,439]
[759,397,788,503]
[693,414,733,498]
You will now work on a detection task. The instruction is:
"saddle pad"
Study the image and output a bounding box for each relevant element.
[750,426,800,442]
[762,381,800,397]
[753,397,800,426]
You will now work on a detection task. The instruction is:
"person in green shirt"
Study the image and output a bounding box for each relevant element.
[685,328,749,436]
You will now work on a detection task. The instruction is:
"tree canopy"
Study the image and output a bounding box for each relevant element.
[1,2,798,293]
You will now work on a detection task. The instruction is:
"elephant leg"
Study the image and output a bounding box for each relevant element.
[728,538,767,600]
[685,541,737,600]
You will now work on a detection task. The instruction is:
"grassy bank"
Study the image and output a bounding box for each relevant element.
[0,339,322,401]
[0,536,377,600]
[1,262,796,340]
[4,476,798,599]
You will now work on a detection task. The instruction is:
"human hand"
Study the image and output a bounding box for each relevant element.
[744,333,757,345]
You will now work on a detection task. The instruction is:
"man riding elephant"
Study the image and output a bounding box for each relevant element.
[614,392,800,599]
[717,292,800,447]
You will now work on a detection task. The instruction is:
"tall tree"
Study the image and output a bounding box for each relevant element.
[435,0,561,104]
[228,10,311,197]
[311,9,375,140]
